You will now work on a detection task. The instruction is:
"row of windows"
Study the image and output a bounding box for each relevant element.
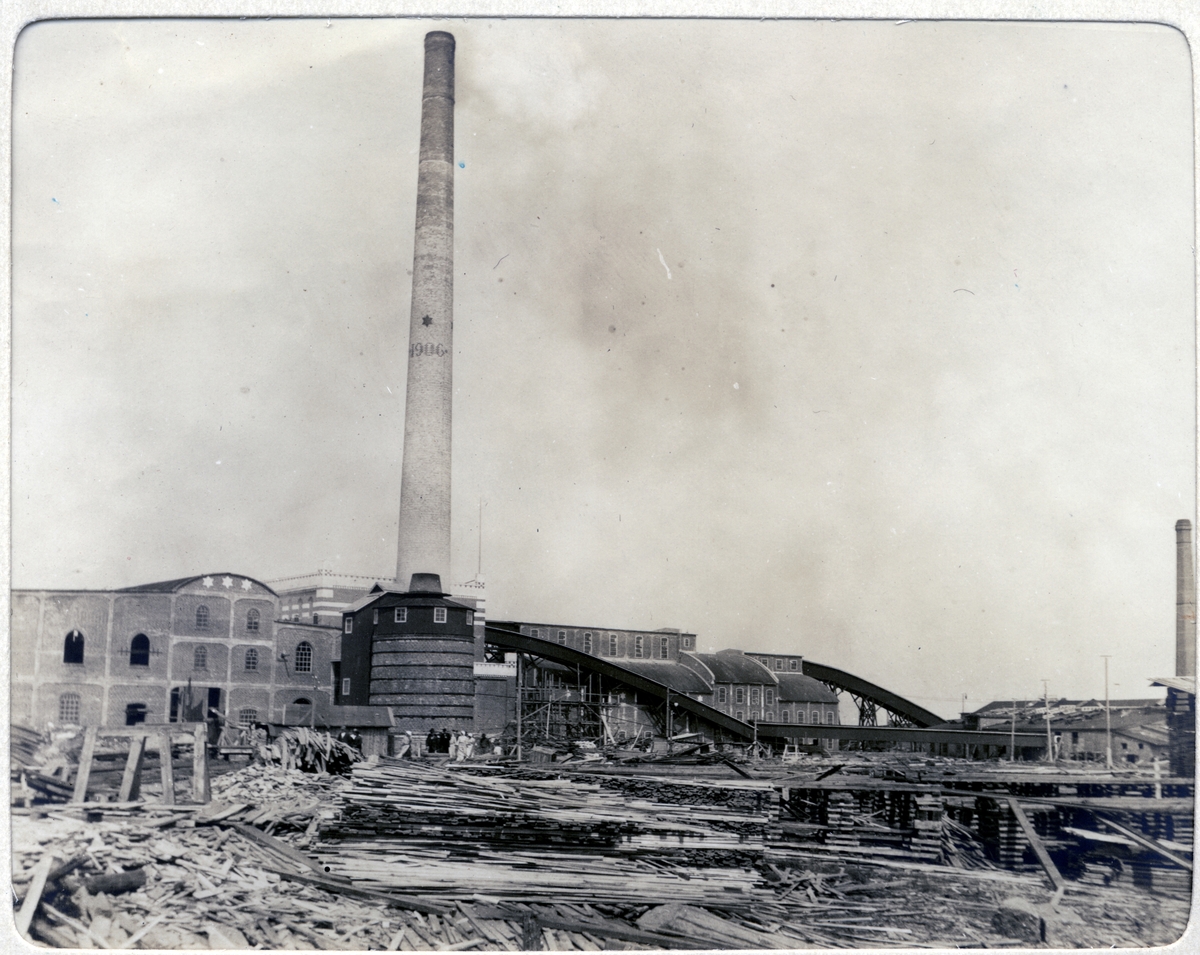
[56,697,292,729]
[60,631,311,673]
[717,685,776,706]
[730,708,835,724]
[534,629,679,659]
[752,656,801,672]
[351,606,468,632]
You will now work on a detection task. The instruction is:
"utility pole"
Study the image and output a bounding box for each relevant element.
[1042,680,1053,762]
[1010,699,1017,762]
[515,654,523,762]
[1102,654,1113,770]
[666,687,673,754]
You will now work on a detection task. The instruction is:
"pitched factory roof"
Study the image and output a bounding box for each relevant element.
[618,660,713,695]
[774,672,839,704]
[690,650,778,686]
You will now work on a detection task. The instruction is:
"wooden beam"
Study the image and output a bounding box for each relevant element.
[157,729,175,806]
[118,735,147,802]
[15,855,52,937]
[192,724,210,803]
[70,725,98,804]
[259,865,453,915]
[1097,816,1194,871]
[1006,797,1066,892]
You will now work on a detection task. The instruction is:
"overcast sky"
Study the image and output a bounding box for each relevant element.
[12,18,1194,717]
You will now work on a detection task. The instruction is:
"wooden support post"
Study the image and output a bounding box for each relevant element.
[1006,797,1066,892]
[70,725,99,804]
[118,735,148,802]
[157,729,175,806]
[192,723,210,803]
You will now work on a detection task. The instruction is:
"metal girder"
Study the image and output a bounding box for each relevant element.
[485,626,756,739]
[801,660,944,727]
[755,722,1046,747]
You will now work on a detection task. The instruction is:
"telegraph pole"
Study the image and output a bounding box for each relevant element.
[1102,654,1113,770]
[1041,680,1053,761]
[1010,700,1017,762]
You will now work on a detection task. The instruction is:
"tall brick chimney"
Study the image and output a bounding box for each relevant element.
[1176,519,1195,677]
[397,31,456,589]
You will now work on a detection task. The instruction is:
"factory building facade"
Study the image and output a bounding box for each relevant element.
[11,575,340,732]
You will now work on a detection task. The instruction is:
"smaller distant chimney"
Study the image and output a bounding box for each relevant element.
[1176,519,1196,677]
[408,573,444,594]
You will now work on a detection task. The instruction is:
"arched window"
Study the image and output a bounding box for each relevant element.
[780,711,790,723]
[582,632,593,654]
[195,605,210,630]
[129,634,150,667]
[237,707,258,727]
[244,647,259,671]
[63,630,84,664]
[294,641,313,673]
[58,692,81,724]
[194,645,208,670]
[825,710,835,724]
[125,703,148,726]
[246,609,260,632]
[609,634,618,655]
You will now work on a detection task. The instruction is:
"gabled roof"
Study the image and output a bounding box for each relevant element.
[1151,676,1196,694]
[117,574,278,596]
[691,650,778,686]
[774,672,839,704]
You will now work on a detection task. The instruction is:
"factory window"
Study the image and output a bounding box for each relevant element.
[797,712,807,724]
[825,711,834,724]
[237,707,258,727]
[765,688,774,705]
[293,615,300,622]
[129,633,150,667]
[735,687,745,705]
[196,605,210,630]
[58,693,81,724]
[682,636,693,650]
[735,710,744,721]
[193,645,208,670]
[1072,732,1079,743]
[750,688,760,705]
[765,711,773,721]
[530,628,539,638]
[374,609,379,625]
[1138,743,1145,750]
[466,610,474,626]
[583,632,593,654]
[1121,743,1128,750]
[125,703,148,726]
[434,607,447,624]
[558,631,567,645]
[344,617,353,633]
[789,659,798,671]
[718,687,727,704]
[244,648,259,671]
[775,658,783,670]
[63,630,85,664]
[312,614,319,625]
[295,641,313,673]
[659,636,669,658]
[780,711,790,723]
[395,608,407,623]
[342,678,351,697]
[609,634,618,655]
[634,635,644,658]
[246,609,260,632]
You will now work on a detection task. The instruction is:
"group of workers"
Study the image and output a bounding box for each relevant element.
[391,728,496,760]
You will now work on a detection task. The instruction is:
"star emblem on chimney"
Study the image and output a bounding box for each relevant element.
[421,315,433,326]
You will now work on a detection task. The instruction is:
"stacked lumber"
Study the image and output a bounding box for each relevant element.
[326,760,771,860]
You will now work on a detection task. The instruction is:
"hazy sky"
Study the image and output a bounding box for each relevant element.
[12,18,1194,717]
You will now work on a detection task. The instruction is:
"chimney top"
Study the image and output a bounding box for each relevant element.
[408,573,444,594]
[1177,519,1193,534]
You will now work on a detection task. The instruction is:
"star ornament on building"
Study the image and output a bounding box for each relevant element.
[241,579,252,591]
[421,315,433,326]
[222,576,234,589]
[202,577,214,588]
